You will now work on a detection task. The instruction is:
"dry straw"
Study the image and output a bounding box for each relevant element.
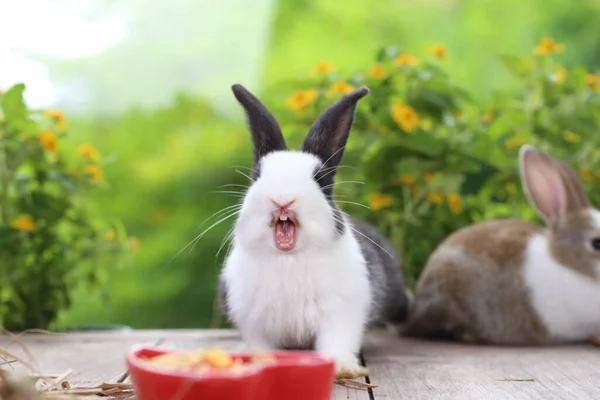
[0,329,134,400]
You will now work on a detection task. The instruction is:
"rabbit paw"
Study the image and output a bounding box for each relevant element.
[333,355,369,380]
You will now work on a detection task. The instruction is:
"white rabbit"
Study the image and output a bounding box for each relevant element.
[219,84,409,378]
[404,145,600,345]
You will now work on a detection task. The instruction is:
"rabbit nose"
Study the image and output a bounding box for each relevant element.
[271,199,295,211]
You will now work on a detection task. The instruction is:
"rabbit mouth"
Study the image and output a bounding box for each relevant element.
[272,212,298,252]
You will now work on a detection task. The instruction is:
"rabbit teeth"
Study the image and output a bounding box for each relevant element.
[271,211,298,251]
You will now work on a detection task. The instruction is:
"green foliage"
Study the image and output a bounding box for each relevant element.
[54,94,248,329]
[278,41,600,285]
[265,0,600,104]
[0,84,134,330]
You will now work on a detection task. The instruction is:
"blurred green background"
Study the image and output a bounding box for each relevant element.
[2,0,600,329]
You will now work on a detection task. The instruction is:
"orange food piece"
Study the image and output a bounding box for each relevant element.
[203,348,234,369]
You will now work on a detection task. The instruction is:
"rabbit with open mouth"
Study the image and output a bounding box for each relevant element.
[219,84,410,378]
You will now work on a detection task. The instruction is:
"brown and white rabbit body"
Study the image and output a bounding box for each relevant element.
[405,145,600,345]
[220,85,409,377]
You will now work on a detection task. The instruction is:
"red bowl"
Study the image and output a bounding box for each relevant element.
[125,346,335,400]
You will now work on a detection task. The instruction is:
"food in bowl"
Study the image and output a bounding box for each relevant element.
[141,347,277,374]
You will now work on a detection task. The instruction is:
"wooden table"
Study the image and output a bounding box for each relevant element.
[1,329,599,399]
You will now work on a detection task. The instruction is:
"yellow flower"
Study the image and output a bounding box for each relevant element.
[424,172,434,183]
[77,144,102,162]
[10,215,37,232]
[391,103,420,133]
[483,110,494,124]
[285,89,318,112]
[580,168,592,182]
[43,109,68,130]
[428,44,447,60]
[426,192,444,204]
[331,81,355,95]
[586,74,599,91]
[311,61,335,76]
[38,130,57,152]
[563,130,581,144]
[504,136,525,151]
[447,193,463,214]
[533,38,565,56]
[394,53,418,67]
[104,229,116,241]
[369,64,387,79]
[397,174,416,185]
[85,165,104,183]
[370,193,394,211]
[128,236,141,253]
[43,109,64,122]
[553,65,567,84]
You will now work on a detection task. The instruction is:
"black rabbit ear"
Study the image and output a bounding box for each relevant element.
[302,86,369,171]
[231,84,287,164]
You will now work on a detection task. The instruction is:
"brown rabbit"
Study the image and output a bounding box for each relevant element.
[404,144,600,345]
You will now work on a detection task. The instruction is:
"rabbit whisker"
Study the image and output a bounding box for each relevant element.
[196,204,243,230]
[235,169,255,182]
[212,191,246,197]
[313,165,355,181]
[313,145,347,176]
[229,165,254,172]
[332,214,393,258]
[219,183,250,189]
[335,200,370,209]
[170,209,241,263]
[321,180,365,191]
[314,167,338,183]
[187,210,242,255]
[216,225,236,260]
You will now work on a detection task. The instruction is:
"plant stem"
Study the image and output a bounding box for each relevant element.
[0,145,10,225]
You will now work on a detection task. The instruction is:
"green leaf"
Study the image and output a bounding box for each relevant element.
[0,226,21,247]
[398,134,445,157]
[18,191,71,223]
[1,84,38,134]
[0,287,13,302]
[571,66,589,92]
[2,84,27,119]
[409,89,457,120]
[499,54,534,78]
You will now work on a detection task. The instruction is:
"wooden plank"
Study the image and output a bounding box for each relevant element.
[334,383,372,400]
[364,335,600,400]
[0,330,370,399]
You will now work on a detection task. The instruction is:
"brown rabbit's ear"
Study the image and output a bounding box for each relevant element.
[519,145,590,225]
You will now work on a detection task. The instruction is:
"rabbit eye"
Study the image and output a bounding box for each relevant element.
[591,238,600,250]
